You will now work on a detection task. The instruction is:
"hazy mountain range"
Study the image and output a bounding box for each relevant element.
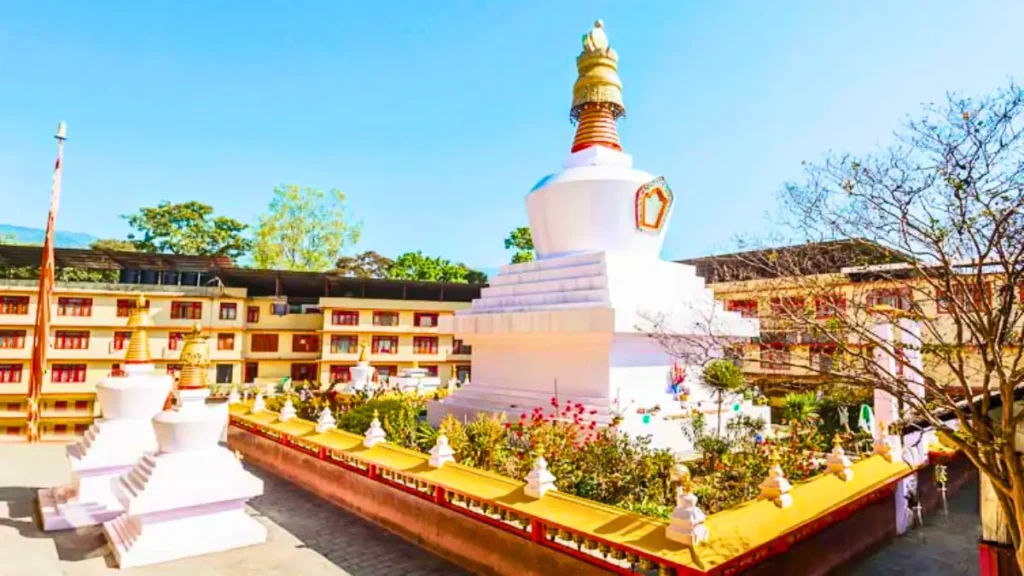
[0,224,97,248]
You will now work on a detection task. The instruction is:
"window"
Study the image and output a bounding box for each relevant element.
[815,295,847,319]
[423,364,439,377]
[810,344,838,373]
[244,362,258,383]
[372,336,398,354]
[5,402,20,411]
[332,310,359,326]
[75,400,89,411]
[376,365,398,379]
[271,303,288,316]
[74,424,89,435]
[54,424,67,435]
[217,333,235,350]
[116,298,148,317]
[414,313,438,327]
[413,336,438,355]
[770,297,805,317]
[330,335,359,354]
[57,297,92,317]
[329,365,352,383]
[290,363,317,382]
[0,296,29,315]
[215,364,233,384]
[170,301,202,320]
[111,363,124,377]
[452,339,472,355]
[759,345,791,371]
[6,426,21,436]
[251,334,279,353]
[166,364,182,377]
[0,330,26,349]
[292,334,320,353]
[456,365,471,382]
[168,332,186,350]
[937,283,992,314]
[54,330,89,350]
[0,364,23,383]
[246,306,260,323]
[726,299,759,318]
[372,311,399,327]
[54,401,68,411]
[51,364,87,383]
[866,288,912,311]
[113,331,131,351]
[219,303,238,320]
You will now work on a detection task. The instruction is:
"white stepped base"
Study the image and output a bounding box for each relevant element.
[67,418,160,473]
[104,507,266,569]
[38,484,123,531]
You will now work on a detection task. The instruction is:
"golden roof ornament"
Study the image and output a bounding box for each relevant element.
[124,293,153,364]
[177,323,210,390]
[570,19,625,153]
[358,342,368,362]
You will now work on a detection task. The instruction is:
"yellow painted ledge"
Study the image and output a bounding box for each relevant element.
[228,403,912,572]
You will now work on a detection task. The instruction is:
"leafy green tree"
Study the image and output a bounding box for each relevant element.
[124,201,249,258]
[702,359,747,435]
[252,185,361,271]
[504,226,534,264]
[334,251,394,278]
[387,251,487,283]
[89,238,136,252]
[781,392,820,425]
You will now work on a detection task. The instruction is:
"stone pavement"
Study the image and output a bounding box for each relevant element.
[0,443,468,576]
[843,476,980,576]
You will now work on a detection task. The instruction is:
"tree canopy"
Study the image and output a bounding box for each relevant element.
[334,251,394,279]
[504,226,534,264]
[251,185,362,272]
[124,201,249,259]
[89,238,136,252]
[387,251,487,284]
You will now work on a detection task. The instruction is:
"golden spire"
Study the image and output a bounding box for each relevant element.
[570,19,625,153]
[124,293,153,364]
[177,324,210,390]
[411,360,420,370]
[832,433,843,449]
[358,342,368,362]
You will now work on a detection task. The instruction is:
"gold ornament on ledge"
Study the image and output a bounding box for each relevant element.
[177,324,210,390]
[358,342,368,362]
[124,293,153,364]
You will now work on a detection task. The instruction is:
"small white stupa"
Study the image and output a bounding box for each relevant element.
[392,360,441,394]
[103,325,266,568]
[346,343,376,392]
[39,294,172,531]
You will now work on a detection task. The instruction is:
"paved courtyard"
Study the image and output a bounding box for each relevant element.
[0,443,467,576]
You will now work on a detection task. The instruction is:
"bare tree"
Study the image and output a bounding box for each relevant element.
[651,83,1024,564]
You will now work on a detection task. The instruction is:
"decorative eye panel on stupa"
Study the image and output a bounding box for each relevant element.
[635,176,673,233]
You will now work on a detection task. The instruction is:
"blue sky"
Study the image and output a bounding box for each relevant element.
[1,1,1022,270]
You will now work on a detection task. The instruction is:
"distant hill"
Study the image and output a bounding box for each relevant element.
[0,224,98,248]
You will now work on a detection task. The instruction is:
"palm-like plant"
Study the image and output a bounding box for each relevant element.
[702,360,747,436]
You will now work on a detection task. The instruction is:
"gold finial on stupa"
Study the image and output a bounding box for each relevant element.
[534,437,546,458]
[570,20,625,153]
[411,360,420,370]
[125,293,153,363]
[177,323,210,390]
[833,433,843,449]
[358,342,368,362]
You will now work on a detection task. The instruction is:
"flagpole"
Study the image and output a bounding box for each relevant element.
[26,122,66,443]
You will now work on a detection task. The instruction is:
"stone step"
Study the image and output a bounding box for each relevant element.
[482,274,608,298]
[496,252,605,277]
[471,288,609,310]
[490,262,607,288]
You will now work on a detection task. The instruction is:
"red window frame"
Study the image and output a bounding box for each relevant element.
[74,400,89,412]
[759,344,791,371]
[246,306,260,323]
[0,296,29,315]
[423,364,439,377]
[251,334,279,352]
[57,297,93,317]
[414,313,439,327]
[219,302,238,320]
[116,298,149,317]
[54,424,68,435]
[166,364,182,377]
[770,297,805,317]
[814,295,847,319]
[217,333,235,350]
[168,332,186,350]
[452,339,472,355]
[372,311,399,327]
[51,364,87,383]
[810,344,838,372]
[54,330,90,350]
[330,335,359,354]
[111,363,124,377]
[54,400,68,411]
[866,288,913,311]
[74,424,89,435]
[113,331,131,351]
[0,330,26,349]
[290,363,317,382]
[413,336,438,355]
[170,301,202,320]
[0,364,23,383]
[292,334,320,353]
[331,310,359,326]
[726,299,759,318]
[329,365,352,383]
[371,335,398,354]
[937,282,992,314]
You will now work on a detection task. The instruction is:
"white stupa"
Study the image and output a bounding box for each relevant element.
[345,343,376,392]
[428,20,760,450]
[38,294,173,531]
[103,324,266,568]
